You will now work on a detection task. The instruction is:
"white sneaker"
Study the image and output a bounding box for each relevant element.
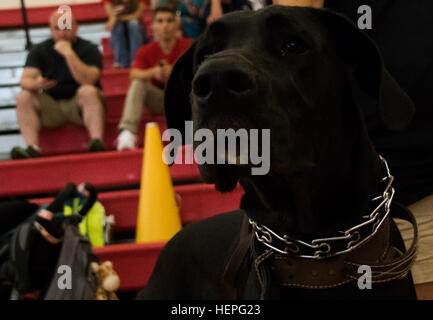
[117,130,137,150]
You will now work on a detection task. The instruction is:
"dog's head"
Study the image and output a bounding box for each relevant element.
[165,6,414,196]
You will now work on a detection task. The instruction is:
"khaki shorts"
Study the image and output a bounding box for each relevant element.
[37,90,105,128]
[395,193,433,284]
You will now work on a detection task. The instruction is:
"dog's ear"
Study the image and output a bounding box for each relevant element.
[164,41,197,143]
[316,9,415,131]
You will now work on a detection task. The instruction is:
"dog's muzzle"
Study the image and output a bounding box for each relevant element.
[192,54,257,106]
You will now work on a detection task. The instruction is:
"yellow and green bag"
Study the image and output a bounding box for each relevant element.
[63,197,110,247]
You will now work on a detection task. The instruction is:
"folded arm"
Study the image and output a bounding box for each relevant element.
[54,40,100,85]
[63,50,101,85]
[20,67,56,92]
[118,2,145,22]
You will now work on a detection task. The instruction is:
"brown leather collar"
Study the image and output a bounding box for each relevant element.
[222,203,418,297]
[269,216,390,288]
[268,203,418,289]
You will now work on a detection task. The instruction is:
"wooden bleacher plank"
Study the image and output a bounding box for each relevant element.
[0,148,201,197]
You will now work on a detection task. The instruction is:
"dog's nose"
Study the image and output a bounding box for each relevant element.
[192,63,255,102]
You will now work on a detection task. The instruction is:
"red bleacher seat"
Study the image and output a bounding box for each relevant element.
[104,89,166,121]
[92,183,243,292]
[39,124,89,155]
[6,241,161,293]
[93,242,163,292]
[0,2,107,28]
[104,89,127,120]
[29,184,243,292]
[101,37,113,55]
[141,7,154,37]
[32,183,244,232]
[39,121,138,155]
[31,182,243,293]
[103,52,115,70]
[101,69,130,93]
[39,115,166,155]
[38,79,165,154]
[0,1,215,295]
[97,184,243,230]
[0,148,201,197]
[93,187,242,292]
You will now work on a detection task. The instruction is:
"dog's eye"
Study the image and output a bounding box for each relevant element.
[281,38,307,56]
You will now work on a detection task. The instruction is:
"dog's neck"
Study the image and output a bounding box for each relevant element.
[240,105,383,240]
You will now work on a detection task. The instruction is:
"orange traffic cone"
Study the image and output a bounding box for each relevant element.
[135,122,182,243]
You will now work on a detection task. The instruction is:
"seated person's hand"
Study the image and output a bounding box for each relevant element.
[118,14,140,22]
[159,60,173,83]
[115,4,136,22]
[152,65,164,83]
[114,5,125,15]
[54,40,74,57]
[105,17,117,31]
[207,0,223,24]
[36,75,57,92]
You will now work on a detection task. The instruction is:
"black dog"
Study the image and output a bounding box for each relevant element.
[137,6,417,299]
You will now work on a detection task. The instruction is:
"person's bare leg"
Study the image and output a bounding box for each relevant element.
[77,85,105,140]
[15,89,41,147]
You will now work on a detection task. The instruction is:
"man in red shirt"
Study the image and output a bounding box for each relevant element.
[117,5,192,150]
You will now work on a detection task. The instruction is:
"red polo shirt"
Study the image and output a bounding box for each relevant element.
[132,37,193,88]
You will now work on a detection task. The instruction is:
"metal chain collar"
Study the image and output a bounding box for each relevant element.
[249,155,395,259]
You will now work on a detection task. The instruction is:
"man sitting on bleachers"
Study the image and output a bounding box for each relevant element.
[11,11,106,159]
[116,5,192,150]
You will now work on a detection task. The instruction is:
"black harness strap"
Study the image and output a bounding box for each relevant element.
[221,212,253,299]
